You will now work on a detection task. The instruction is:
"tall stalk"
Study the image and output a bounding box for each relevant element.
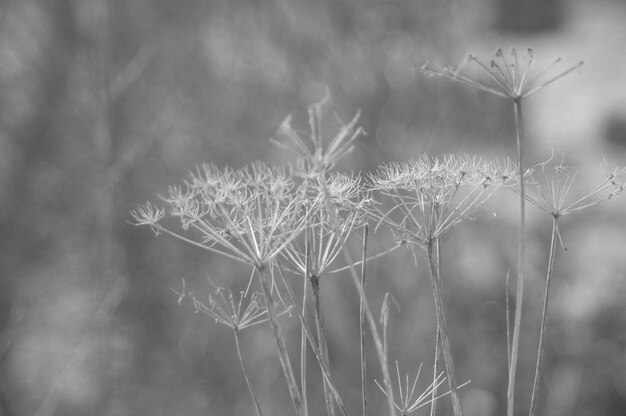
[426,238,462,416]
[257,265,304,416]
[234,328,264,416]
[301,273,309,416]
[422,49,583,416]
[341,247,396,416]
[508,98,526,416]
[310,273,335,416]
[276,266,350,416]
[359,226,369,416]
[430,239,441,416]
[528,216,558,416]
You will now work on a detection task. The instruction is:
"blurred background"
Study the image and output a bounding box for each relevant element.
[0,0,625,415]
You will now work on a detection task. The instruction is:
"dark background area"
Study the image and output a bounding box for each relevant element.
[0,0,625,415]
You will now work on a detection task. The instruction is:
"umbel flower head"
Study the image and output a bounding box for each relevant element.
[375,362,469,416]
[131,161,309,268]
[171,279,291,332]
[282,172,373,278]
[369,154,517,245]
[524,153,625,218]
[519,153,625,250]
[272,92,365,173]
[422,47,583,100]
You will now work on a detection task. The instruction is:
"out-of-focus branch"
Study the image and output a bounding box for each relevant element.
[107,43,157,102]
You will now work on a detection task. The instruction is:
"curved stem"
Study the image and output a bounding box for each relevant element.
[234,329,264,416]
[528,217,559,416]
[426,239,462,416]
[310,274,335,416]
[257,265,304,416]
[508,98,526,416]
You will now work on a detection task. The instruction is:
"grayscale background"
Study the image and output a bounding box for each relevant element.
[0,1,625,415]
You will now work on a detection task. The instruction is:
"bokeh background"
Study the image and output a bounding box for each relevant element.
[1,0,625,415]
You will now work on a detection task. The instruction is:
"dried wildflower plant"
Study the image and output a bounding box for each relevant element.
[283,172,373,416]
[132,65,625,416]
[375,362,470,416]
[423,49,584,416]
[274,98,401,416]
[132,161,308,268]
[370,154,516,245]
[172,280,293,416]
[524,153,626,223]
[283,172,372,278]
[133,161,311,415]
[368,154,515,416]
[180,285,272,332]
[422,47,583,101]
[272,93,365,173]
[513,154,625,416]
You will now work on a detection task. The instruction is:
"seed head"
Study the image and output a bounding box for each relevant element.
[523,153,626,218]
[272,92,365,172]
[422,47,583,100]
[133,162,310,267]
[369,154,514,244]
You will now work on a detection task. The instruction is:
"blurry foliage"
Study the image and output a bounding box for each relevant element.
[0,0,625,415]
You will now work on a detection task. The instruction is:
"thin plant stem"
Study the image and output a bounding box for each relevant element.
[426,239,462,416]
[508,97,526,416]
[528,216,559,416]
[505,269,511,373]
[276,266,350,416]
[234,329,264,416]
[315,167,395,415]
[257,265,304,416]
[326,242,404,276]
[341,248,396,416]
[430,327,441,416]
[301,271,309,416]
[310,273,335,416]
[430,238,441,416]
[360,225,369,416]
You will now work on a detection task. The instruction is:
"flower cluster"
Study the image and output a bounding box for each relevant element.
[369,154,517,244]
[132,161,309,267]
[273,93,365,173]
[422,47,583,100]
[283,172,372,278]
[524,154,626,218]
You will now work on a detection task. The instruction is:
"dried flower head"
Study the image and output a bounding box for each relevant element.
[283,172,372,278]
[375,362,467,415]
[524,153,625,218]
[272,93,365,172]
[171,279,292,332]
[132,162,309,267]
[131,201,165,233]
[370,154,514,244]
[200,287,269,331]
[422,47,583,100]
